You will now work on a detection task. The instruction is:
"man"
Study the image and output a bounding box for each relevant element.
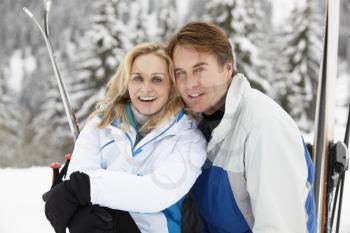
[168,22,316,233]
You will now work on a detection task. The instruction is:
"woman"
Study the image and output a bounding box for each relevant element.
[44,43,207,233]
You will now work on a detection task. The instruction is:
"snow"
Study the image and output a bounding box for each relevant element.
[176,0,189,24]
[343,173,350,232]
[272,0,305,26]
[0,167,54,233]
[0,166,349,232]
[8,50,24,92]
[8,49,37,92]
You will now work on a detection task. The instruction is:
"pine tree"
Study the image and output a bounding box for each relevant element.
[30,46,77,163]
[130,0,178,43]
[127,0,149,45]
[203,0,273,92]
[274,0,322,132]
[153,0,178,42]
[71,0,134,122]
[0,67,22,164]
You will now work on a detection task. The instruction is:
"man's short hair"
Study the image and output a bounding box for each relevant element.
[167,21,237,75]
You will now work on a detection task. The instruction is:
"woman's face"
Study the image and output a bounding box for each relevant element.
[128,53,171,115]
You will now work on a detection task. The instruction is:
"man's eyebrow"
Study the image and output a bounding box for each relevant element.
[193,62,208,68]
[174,62,208,72]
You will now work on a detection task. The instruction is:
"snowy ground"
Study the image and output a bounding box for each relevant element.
[0,166,349,233]
[0,167,54,233]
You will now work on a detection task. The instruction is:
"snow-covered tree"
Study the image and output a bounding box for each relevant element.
[30,46,77,163]
[0,67,23,164]
[33,72,72,139]
[203,0,273,92]
[273,0,322,132]
[127,0,178,43]
[12,37,73,165]
[71,0,136,122]
[151,0,178,42]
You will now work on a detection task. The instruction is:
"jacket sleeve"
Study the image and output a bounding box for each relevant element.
[245,116,311,233]
[67,117,103,176]
[68,119,207,213]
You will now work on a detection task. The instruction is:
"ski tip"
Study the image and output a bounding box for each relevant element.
[45,0,51,12]
[22,7,33,18]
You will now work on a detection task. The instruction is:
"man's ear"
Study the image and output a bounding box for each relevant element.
[225,62,233,79]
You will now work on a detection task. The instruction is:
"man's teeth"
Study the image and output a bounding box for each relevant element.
[139,96,157,101]
[189,93,200,97]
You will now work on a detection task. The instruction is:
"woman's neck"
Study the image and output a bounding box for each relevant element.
[131,104,150,127]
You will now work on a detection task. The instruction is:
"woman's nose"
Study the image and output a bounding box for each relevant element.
[140,81,153,93]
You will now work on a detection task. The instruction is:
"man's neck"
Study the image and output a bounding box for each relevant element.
[203,94,226,116]
[198,100,225,142]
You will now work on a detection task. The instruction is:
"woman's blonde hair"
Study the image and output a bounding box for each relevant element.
[88,42,183,133]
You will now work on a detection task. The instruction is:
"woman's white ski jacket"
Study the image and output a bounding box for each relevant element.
[67,106,207,233]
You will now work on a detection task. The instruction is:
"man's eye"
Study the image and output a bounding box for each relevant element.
[175,71,186,79]
[194,67,205,73]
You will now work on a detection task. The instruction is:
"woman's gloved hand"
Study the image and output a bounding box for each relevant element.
[68,205,114,233]
[44,171,91,233]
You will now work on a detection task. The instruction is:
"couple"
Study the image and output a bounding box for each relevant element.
[45,22,316,233]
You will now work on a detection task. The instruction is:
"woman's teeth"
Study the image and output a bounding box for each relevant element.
[138,96,157,101]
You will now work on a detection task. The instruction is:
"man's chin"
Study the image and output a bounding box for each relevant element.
[186,103,208,114]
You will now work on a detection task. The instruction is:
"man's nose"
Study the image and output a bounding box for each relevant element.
[186,74,200,89]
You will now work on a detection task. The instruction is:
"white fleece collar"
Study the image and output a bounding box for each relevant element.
[208,73,251,152]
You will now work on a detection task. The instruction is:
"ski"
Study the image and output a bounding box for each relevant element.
[23,1,79,186]
[312,0,349,233]
[312,0,338,231]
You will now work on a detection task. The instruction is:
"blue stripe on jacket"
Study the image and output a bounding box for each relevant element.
[191,163,252,233]
[302,140,316,233]
[162,198,184,233]
[192,139,317,233]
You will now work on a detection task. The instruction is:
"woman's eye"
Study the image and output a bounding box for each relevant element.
[132,75,143,81]
[152,76,163,82]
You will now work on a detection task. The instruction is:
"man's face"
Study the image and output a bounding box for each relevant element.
[172,45,232,115]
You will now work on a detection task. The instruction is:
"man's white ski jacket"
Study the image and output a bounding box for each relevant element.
[191,74,316,233]
[67,106,207,233]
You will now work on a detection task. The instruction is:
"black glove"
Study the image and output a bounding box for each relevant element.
[111,209,141,233]
[68,205,114,233]
[44,171,91,233]
[69,205,142,233]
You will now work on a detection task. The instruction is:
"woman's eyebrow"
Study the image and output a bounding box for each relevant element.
[174,68,185,72]
[131,72,166,76]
